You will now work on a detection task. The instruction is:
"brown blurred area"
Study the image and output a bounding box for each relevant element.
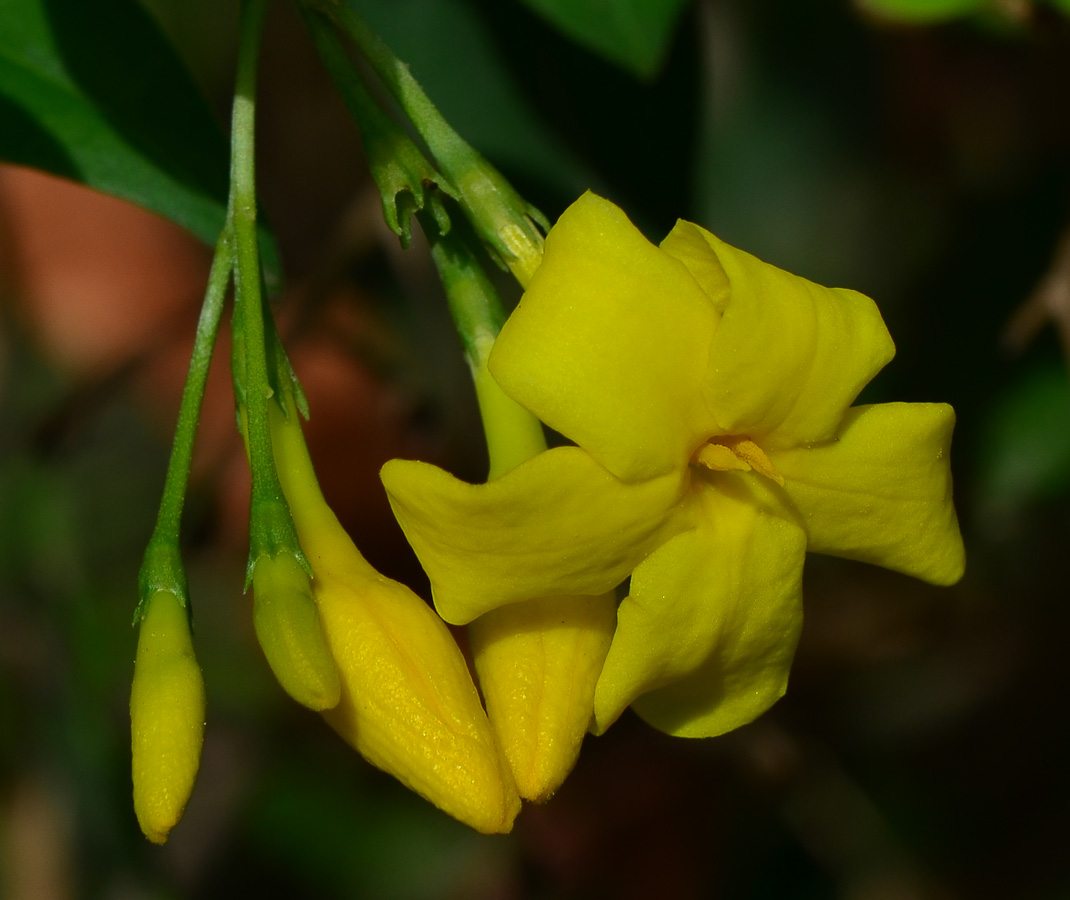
[0,160,444,563]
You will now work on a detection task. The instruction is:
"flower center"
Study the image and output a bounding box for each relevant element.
[692,436,784,486]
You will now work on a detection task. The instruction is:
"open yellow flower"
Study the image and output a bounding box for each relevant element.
[382,192,965,739]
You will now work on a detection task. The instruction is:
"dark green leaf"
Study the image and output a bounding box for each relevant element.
[515,0,691,78]
[855,0,985,24]
[0,0,231,242]
[976,363,1070,520]
[0,0,281,283]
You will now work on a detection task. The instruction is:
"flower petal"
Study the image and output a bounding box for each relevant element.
[770,402,966,585]
[592,474,806,738]
[692,225,896,448]
[659,219,730,314]
[381,446,692,624]
[489,192,720,483]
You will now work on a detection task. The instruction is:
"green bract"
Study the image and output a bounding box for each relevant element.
[382,192,965,740]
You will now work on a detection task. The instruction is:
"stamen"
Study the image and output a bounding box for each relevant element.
[695,442,751,473]
[693,437,785,486]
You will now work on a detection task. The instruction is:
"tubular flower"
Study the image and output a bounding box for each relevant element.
[130,589,206,844]
[381,191,965,739]
[268,399,520,834]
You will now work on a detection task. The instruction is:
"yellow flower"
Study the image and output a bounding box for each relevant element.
[130,589,205,844]
[382,191,965,739]
[268,399,520,834]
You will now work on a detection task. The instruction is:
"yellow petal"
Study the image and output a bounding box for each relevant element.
[381,446,692,624]
[659,219,730,314]
[692,225,896,449]
[130,590,205,844]
[770,402,966,585]
[269,400,520,833]
[593,475,806,738]
[470,592,616,802]
[489,192,720,483]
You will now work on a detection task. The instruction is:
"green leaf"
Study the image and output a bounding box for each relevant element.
[0,0,280,283]
[515,0,691,79]
[0,0,230,241]
[856,0,985,24]
[976,362,1070,520]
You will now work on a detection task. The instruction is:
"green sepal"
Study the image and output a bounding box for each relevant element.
[264,309,311,421]
[300,5,455,247]
[135,538,190,625]
[368,142,454,248]
[244,491,314,591]
[300,0,547,284]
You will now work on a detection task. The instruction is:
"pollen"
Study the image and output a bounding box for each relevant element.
[693,437,785,486]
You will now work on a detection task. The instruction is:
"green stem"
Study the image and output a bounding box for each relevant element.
[231,0,304,575]
[300,6,453,243]
[136,233,233,618]
[423,221,545,478]
[307,1,463,161]
[231,0,269,489]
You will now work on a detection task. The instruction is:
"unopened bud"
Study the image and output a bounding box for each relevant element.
[470,592,616,802]
[252,552,341,711]
[268,396,519,832]
[130,590,205,844]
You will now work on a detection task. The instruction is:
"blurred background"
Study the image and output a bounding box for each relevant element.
[1,0,1069,897]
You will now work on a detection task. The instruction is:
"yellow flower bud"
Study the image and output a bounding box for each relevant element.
[269,399,520,833]
[130,590,205,844]
[251,552,341,711]
[470,593,616,802]
[317,564,520,833]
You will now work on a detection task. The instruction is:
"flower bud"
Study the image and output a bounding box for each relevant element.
[130,590,205,844]
[317,565,521,833]
[252,552,341,711]
[269,398,520,832]
[470,592,616,802]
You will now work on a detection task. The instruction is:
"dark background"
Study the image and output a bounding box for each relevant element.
[1,0,1068,897]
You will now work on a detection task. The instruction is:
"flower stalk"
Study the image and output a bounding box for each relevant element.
[300,7,453,246]
[129,223,229,847]
[230,0,340,711]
